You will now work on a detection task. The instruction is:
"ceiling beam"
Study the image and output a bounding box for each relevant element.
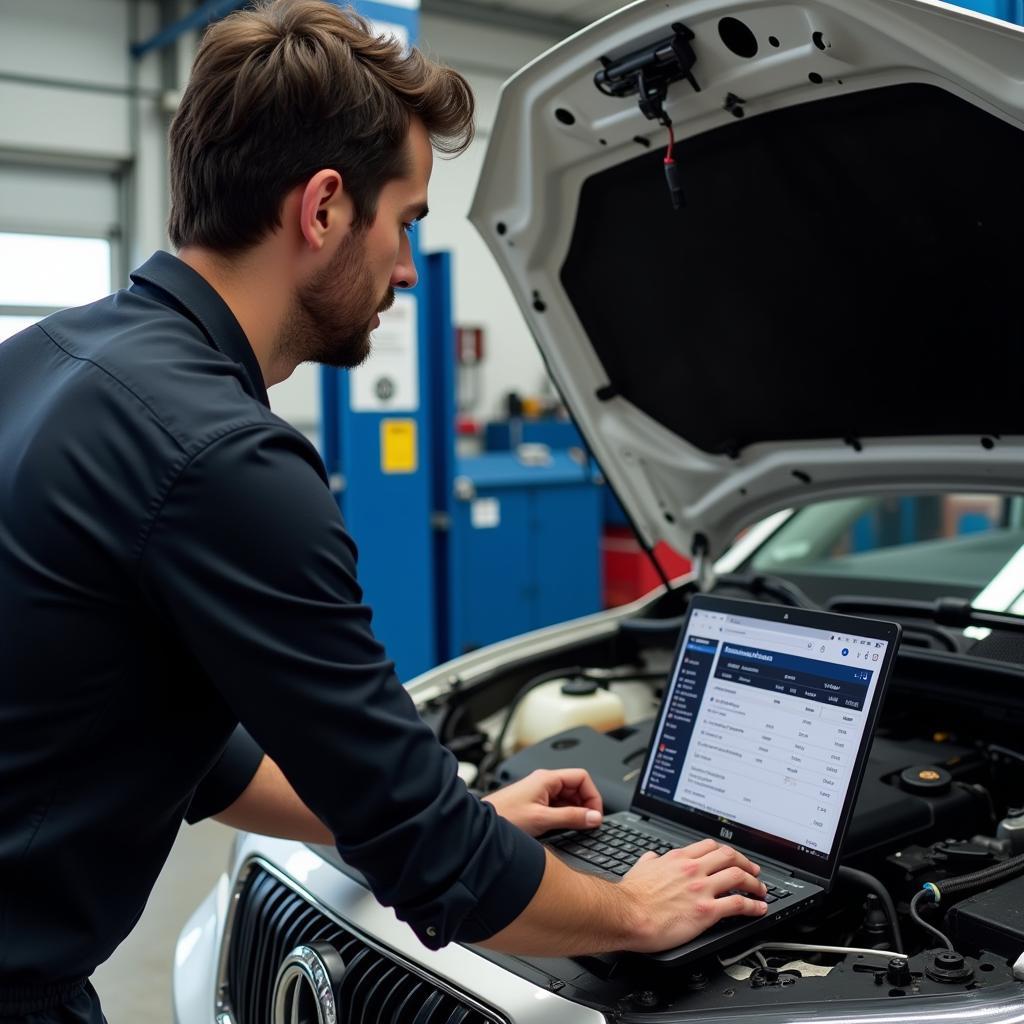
[131,0,590,60]
[421,0,585,41]
[131,0,246,58]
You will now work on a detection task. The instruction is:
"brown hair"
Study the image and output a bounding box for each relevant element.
[168,0,474,251]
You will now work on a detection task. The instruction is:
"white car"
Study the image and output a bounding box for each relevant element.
[175,0,1024,1020]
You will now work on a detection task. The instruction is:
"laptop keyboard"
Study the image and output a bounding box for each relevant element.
[550,822,793,901]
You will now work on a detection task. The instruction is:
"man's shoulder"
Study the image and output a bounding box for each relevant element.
[35,289,283,455]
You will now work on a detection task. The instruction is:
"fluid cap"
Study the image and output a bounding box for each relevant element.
[900,765,952,795]
[561,678,600,697]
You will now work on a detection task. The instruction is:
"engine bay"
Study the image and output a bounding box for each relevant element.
[426,587,1024,1017]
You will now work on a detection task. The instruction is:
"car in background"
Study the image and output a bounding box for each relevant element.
[174,1,1024,1020]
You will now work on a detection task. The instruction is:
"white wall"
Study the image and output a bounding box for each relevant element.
[0,0,137,162]
[0,0,170,268]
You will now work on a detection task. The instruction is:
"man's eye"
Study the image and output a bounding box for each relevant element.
[402,222,417,236]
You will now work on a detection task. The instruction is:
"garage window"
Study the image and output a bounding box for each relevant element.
[0,231,113,342]
[0,159,121,344]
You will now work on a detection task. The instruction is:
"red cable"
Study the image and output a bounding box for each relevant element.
[664,121,676,165]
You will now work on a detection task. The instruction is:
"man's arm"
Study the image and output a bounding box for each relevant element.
[211,760,768,956]
[213,754,333,844]
[212,762,598,848]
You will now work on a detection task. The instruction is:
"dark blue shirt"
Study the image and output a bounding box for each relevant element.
[0,252,544,997]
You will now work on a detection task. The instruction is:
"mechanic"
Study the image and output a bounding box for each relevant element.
[0,3,769,1020]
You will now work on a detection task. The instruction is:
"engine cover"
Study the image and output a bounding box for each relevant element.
[495,723,990,856]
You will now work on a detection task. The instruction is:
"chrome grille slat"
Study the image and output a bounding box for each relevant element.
[346,953,391,1023]
[360,962,403,1024]
[255,885,295,1023]
[410,990,446,1024]
[377,970,418,1022]
[392,978,430,1023]
[232,872,273,1023]
[337,945,375,1016]
[222,866,503,1024]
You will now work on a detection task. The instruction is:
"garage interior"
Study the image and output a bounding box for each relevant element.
[4,0,1024,1021]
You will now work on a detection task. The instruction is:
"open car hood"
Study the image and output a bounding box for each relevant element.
[470,0,1024,559]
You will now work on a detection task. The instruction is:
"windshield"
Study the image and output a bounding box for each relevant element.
[748,494,1024,615]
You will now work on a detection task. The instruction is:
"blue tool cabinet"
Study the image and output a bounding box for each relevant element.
[447,453,602,654]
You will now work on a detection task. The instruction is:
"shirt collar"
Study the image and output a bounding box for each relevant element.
[129,251,269,407]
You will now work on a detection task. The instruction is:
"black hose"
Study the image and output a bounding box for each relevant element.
[477,666,585,782]
[930,849,1024,900]
[909,851,1024,954]
[953,781,998,830]
[440,700,468,743]
[910,889,953,951]
[837,865,904,954]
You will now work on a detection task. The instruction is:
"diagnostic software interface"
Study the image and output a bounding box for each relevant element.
[639,607,889,862]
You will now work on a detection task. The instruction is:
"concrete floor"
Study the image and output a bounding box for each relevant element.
[92,820,234,1023]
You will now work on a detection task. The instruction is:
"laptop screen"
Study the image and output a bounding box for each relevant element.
[633,595,899,881]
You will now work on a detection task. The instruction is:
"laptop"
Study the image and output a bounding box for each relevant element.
[548,594,901,964]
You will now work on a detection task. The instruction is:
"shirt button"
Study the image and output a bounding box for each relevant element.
[426,926,437,938]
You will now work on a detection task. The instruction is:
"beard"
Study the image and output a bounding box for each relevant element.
[280,232,394,370]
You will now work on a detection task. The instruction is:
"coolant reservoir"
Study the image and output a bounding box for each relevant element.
[513,678,626,752]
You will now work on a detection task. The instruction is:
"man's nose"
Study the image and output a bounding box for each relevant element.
[392,236,418,290]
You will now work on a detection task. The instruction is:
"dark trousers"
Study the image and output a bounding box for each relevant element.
[0,983,105,1024]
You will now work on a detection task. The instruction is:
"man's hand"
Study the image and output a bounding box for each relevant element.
[480,839,766,957]
[618,838,767,952]
[483,768,603,837]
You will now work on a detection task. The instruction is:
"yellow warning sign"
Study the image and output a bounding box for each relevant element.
[380,418,417,474]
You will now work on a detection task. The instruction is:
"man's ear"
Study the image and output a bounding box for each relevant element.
[298,169,353,251]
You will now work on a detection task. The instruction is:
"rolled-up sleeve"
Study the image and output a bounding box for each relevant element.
[184,725,265,825]
[137,424,544,947]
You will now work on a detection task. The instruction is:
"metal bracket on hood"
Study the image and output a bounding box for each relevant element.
[594,22,701,127]
[595,24,700,210]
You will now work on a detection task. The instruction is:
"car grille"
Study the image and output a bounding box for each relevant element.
[222,865,503,1024]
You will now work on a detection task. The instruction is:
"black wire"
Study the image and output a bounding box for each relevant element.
[837,865,904,954]
[440,700,468,744]
[647,547,673,592]
[910,889,954,951]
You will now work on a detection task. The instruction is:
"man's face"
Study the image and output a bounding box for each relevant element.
[288,118,432,368]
